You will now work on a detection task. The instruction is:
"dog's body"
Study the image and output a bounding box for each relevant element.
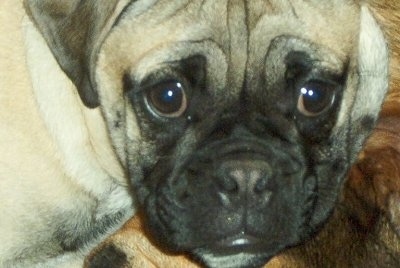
[0,1,134,267]
[0,1,391,267]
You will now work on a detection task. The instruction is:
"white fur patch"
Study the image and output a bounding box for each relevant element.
[352,5,389,120]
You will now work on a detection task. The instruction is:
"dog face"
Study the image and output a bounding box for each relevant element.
[26,1,389,267]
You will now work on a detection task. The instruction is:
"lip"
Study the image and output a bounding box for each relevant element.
[197,232,269,258]
[216,232,263,248]
[192,233,280,267]
[202,232,271,257]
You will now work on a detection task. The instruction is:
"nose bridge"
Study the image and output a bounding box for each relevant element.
[225,0,249,96]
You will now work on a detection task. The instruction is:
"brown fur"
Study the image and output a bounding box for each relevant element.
[85,1,400,267]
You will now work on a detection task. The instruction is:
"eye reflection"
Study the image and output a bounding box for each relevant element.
[301,87,314,97]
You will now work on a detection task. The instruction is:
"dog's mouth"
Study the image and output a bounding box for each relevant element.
[213,232,265,250]
[192,233,277,268]
[142,138,318,267]
[195,232,275,259]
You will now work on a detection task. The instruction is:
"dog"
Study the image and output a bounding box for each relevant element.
[0,1,390,267]
[87,1,400,267]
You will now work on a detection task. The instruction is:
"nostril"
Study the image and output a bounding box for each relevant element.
[217,174,239,193]
[254,177,269,194]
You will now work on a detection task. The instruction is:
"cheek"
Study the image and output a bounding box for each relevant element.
[124,105,141,141]
[98,100,141,170]
[93,59,140,171]
[119,106,144,167]
[95,49,127,108]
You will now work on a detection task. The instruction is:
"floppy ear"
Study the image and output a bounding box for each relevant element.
[24,0,130,108]
[345,5,389,157]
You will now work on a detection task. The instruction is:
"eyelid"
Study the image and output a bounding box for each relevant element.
[140,69,180,89]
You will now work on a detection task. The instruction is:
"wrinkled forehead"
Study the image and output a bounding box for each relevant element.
[246,0,359,55]
[100,0,360,83]
[196,0,360,54]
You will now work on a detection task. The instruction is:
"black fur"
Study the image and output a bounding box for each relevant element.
[86,245,128,268]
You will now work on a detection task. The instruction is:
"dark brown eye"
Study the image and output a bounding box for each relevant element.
[297,82,335,117]
[145,81,187,118]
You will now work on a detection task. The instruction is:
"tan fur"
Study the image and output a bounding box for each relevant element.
[0,1,133,266]
[0,0,395,267]
[85,1,400,267]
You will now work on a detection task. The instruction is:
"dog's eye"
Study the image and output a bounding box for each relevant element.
[297,82,335,117]
[145,81,187,118]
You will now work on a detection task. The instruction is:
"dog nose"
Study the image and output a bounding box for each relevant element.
[216,160,273,207]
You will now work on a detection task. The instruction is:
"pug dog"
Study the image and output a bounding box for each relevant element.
[0,0,389,268]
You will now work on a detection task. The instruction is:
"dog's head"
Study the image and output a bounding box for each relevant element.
[25,1,389,267]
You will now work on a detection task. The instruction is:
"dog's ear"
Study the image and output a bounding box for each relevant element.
[343,5,389,157]
[345,1,400,237]
[24,0,130,108]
